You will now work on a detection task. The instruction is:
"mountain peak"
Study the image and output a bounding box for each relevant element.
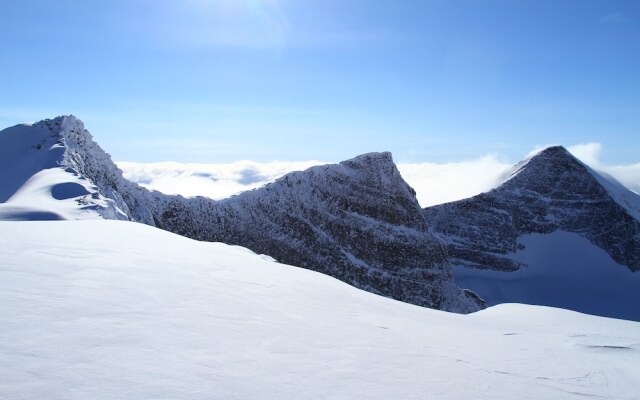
[339,151,396,174]
[425,140,640,273]
[423,142,640,318]
[342,151,393,165]
[0,115,128,220]
[57,114,84,131]
[51,114,82,124]
[31,115,84,135]
[500,145,592,192]
[532,145,571,157]
[500,145,640,224]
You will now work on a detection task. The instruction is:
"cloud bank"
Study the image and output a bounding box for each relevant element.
[117,160,324,200]
[117,144,640,208]
[396,155,511,207]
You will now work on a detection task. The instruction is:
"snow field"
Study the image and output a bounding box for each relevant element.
[1,220,639,399]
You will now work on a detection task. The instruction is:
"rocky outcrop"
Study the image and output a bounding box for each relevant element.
[158,152,483,312]
[424,146,640,272]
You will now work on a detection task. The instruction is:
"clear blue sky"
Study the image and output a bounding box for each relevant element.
[1,0,638,163]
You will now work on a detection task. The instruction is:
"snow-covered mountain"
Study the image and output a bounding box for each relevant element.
[424,146,640,320]
[2,220,639,399]
[0,116,480,313]
[0,118,127,221]
[4,116,639,320]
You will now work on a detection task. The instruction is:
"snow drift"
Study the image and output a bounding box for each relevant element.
[1,220,639,399]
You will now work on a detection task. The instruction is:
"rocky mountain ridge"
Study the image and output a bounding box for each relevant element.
[5,115,640,318]
[424,146,640,272]
[0,116,482,313]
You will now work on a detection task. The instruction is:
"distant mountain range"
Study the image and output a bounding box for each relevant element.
[2,116,639,320]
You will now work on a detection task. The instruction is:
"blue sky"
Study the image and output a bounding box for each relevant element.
[1,0,638,163]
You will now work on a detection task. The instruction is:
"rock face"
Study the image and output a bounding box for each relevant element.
[1,116,482,313]
[157,153,482,312]
[424,146,640,272]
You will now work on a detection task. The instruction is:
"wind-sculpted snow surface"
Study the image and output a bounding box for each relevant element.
[424,146,640,320]
[0,116,481,313]
[2,221,640,400]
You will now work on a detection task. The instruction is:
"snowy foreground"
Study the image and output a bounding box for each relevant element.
[1,221,639,399]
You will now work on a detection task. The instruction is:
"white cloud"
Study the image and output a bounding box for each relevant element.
[117,160,324,200]
[117,156,512,207]
[116,143,640,208]
[567,142,603,167]
[568,142,640,195]
[397,155,511,207]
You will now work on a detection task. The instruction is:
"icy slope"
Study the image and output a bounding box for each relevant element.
[1,220,639,400]
[0,116,479,313]
[424,146,640,320]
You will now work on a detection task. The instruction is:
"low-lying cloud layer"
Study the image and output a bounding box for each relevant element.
[117,160,324,200]
[117,143,640,207]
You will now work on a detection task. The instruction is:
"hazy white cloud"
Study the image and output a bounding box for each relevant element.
[117,160,324,200]
[117,156,512,207]
[397,155,511,207]
[117,143,640,208]
[567,142,603,166]
[568,142,640,195]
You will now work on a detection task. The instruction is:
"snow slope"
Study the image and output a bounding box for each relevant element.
[1,220,639,399]
[0,118,127,221]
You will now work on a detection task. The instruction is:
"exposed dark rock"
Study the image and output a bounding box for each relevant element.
[424,146,640,272]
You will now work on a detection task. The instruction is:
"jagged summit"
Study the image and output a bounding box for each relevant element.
[0,116,127,220]
[41,114,83,129]
[159,146,476,311]
[501,145,598,192]
[341,151,394,169]
[423,145,640,320]
[240,151,424,230]
[426,143,640,271]
[0,116,481,314]
[499,144,640,220]
[504,145,571,177]
[23,115,87,143]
